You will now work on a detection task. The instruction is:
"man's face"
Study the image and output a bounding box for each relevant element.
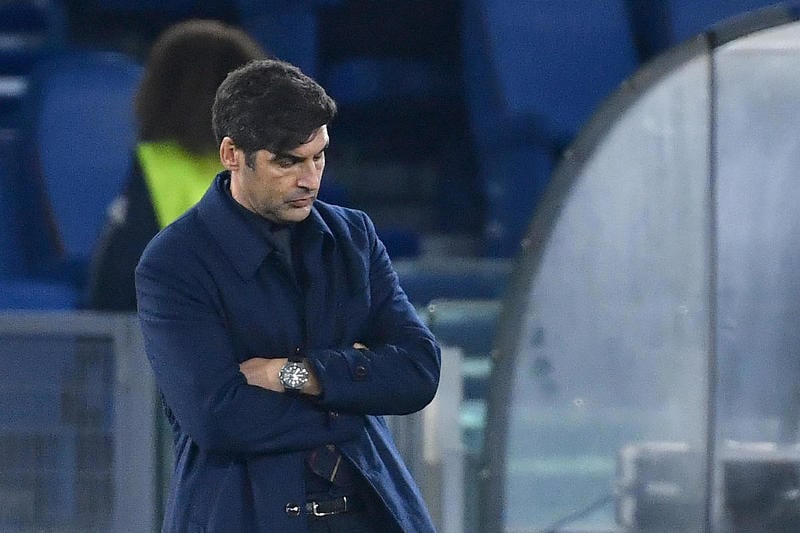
[229,125,329,224]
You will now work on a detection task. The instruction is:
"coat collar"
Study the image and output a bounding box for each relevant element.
[196,172,334,280]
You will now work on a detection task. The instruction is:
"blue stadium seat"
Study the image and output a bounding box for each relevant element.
[0,0,66,74]
[0,136,78,309]
[0,130,54,274]
[668,0,785,45]
[484,0,639,139]
[0,141,26,280]
[0,0,66,127]
[323,57,452,107]
[463,0,639,257]
[424,298,501,401]
[627,0,789,61]
[0,280,78,309]
[461,0,556,257]
[16,49,142,294]
[394,258,512,307]
[236,0,341,79]
[86,0,197,14]
[316,0,457,106]
[377,227,421,260]
[425,299,500,356]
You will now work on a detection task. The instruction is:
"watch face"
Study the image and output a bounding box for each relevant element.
[279,361,309,390]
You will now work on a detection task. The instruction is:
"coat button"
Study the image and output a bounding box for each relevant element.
[285,503,301,516]
[354,365,368,378]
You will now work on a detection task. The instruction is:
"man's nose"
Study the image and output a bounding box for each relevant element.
[297,160,321,190]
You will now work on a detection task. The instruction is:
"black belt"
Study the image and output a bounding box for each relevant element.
[305,494,362,517]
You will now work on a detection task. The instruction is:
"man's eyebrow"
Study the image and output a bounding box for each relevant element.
[271,152,303,163]
[272,142,330,162]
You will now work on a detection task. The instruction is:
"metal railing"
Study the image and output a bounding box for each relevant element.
[0,311,158,532]
[0,311,466,532]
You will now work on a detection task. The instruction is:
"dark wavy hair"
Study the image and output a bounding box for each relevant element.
[212,59,337,168]
[135,20,266,155]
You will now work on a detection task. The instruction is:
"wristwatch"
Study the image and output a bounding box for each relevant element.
[279,354,309,393]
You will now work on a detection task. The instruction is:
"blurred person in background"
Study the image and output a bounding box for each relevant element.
[135,58,440,532]
[86,19,265,310]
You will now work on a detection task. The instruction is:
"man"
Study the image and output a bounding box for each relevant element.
[135,59,440,532]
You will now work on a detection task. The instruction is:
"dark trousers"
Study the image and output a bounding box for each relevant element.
[306,477,402,533]
[307,509,382,533]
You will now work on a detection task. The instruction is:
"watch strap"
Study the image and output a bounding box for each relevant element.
[289,348,304,363]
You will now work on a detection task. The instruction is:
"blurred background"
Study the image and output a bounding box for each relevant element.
[3,1,800,532]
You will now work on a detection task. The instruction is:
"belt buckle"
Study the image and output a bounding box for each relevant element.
[311,495,347,517]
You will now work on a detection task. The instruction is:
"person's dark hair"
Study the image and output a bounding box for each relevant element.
[212,59,337,168]
[135,20,266,155]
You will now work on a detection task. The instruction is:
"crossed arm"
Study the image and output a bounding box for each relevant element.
[238,343,368,396]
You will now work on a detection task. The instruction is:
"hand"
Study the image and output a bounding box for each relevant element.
[239,357,286,392]
[353,342,367,350]
[239,357,322,396]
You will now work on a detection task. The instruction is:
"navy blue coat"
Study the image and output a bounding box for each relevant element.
[135,173,440,532]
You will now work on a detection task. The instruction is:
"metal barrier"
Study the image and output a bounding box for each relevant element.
[388,345,465,533]
[0,311,158,532]
[0,311,465,532]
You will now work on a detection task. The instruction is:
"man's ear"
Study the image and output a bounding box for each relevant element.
[219,137,239,170]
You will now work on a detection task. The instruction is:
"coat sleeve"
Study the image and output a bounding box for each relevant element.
[308,212,441,415]
[135,230,364,456]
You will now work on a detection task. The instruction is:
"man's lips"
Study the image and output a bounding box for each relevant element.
[287,196,314,207]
